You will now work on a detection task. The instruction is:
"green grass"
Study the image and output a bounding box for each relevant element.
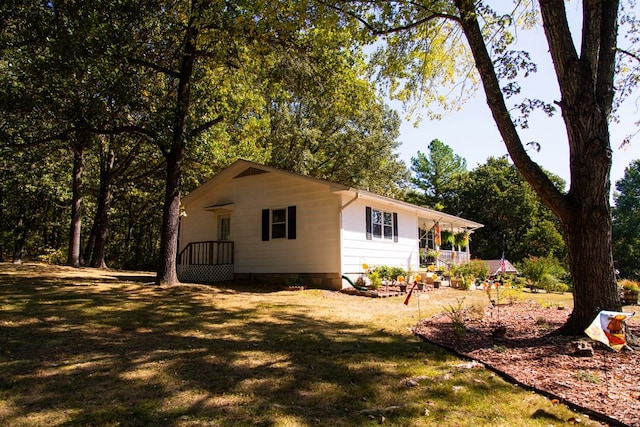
[0,263,594,426]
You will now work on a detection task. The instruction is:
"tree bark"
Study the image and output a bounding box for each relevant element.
[67,132,88,267]
[89,147,115,269]
[12,208,26,264]
[454,0,622,334]
[155,17,198,286]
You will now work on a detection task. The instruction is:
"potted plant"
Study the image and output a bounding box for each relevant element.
[441,230,455,249]
[619,280,639,305]
[454,231,469,248]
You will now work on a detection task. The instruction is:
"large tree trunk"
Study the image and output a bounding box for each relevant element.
[455,0,622,334]
[155,19,197,286]
[67,134,87,267]
[89,146,115,269]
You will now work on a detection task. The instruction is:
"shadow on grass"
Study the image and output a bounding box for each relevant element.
[0,264,569,426]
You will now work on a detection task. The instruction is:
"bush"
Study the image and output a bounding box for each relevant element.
[453,260,489,282]
[619,279,640,293]
[36,248,65,265]
[538,273,569,293]
[372,265,407,282]
[367,271,382,289]
[518,256,569,292]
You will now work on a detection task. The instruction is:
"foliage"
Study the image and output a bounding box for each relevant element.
[618,279,640,293]
[0,0,409,269]
[458,156,566,262]
[443,298,467,339]
[407,139,467,211]
[367,270,383,289]
[501,287,523,305]
[613,159,640,280]
[372,265,407,282]
[456,259,489,281]
[518,256,569,293]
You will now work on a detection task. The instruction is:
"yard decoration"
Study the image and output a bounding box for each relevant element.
[584,311,635,352]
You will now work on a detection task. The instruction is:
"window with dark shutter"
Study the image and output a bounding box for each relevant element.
[262,209,270,241]
[287,206,296,239]
[366,207,398,242]
[393,212,398,242]
[262,206,297,240]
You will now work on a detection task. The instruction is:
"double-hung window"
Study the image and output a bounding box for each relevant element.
[262,206,297,241]
[366,207,398,242]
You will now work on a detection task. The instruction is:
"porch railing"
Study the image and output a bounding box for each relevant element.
[438,249,470,265]
[178,241,234,266]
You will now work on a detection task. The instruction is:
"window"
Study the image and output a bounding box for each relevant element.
[219,216,231,241]
[366,207,398,242]
[262,206,297,241]
[271,208,287,239]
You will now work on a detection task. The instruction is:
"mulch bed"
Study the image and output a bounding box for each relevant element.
[413,301,640,427]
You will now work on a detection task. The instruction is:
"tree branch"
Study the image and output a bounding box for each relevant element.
[1,130,71,149]
[617,48,640,63]
[317,0,458,35]
[189,116,224,138]
[127,57,180,78]
[454,0,570,222]
[88,125,158,140]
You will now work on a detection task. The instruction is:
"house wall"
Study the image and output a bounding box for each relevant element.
[180,170,342,288]
[340,195,420,282]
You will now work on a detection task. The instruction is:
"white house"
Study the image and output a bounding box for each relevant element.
[177,159,483,289]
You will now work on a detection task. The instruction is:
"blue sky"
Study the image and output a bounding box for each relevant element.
[389,5,639,194]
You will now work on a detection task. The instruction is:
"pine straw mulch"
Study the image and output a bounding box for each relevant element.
[413,301,640,427]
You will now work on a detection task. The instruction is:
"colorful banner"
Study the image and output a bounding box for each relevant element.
[584,310,635,351]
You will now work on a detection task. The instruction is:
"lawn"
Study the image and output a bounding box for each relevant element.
[0,263,595,426]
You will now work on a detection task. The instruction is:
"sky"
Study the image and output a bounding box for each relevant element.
[389,5,640,194]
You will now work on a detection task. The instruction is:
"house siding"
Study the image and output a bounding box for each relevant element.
[340,196,419,279]
[180,169,342,280]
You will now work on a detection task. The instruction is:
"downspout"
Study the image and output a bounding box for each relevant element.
[339,191,360,284]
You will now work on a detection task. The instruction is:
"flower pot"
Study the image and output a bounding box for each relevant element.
[622,290,638,305]
[417,283,425,291]
[433,281,440,289]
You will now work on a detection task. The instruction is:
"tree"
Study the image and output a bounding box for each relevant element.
[331,0,634,334]
[261,26,408,196]
[408,139,467,211]
[459,156,565,263]
[612,159,640,280]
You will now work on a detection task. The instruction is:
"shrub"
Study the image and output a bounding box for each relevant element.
[619,279,640,293]
[518,256,568,292]
[36,248,65,265]
[372,265,407,282]
[452,260,489,288]
[368,271,382,289]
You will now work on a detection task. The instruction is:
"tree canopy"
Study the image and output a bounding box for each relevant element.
[408,139,467,211]
[613,159,640,280]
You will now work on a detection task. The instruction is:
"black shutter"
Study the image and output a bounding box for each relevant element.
[288,206,296,239]
[393,212,398,242]
[365,206,372,240]
[262,209,270,241]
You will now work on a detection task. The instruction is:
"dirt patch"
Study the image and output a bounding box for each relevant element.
[413,301,640,426]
